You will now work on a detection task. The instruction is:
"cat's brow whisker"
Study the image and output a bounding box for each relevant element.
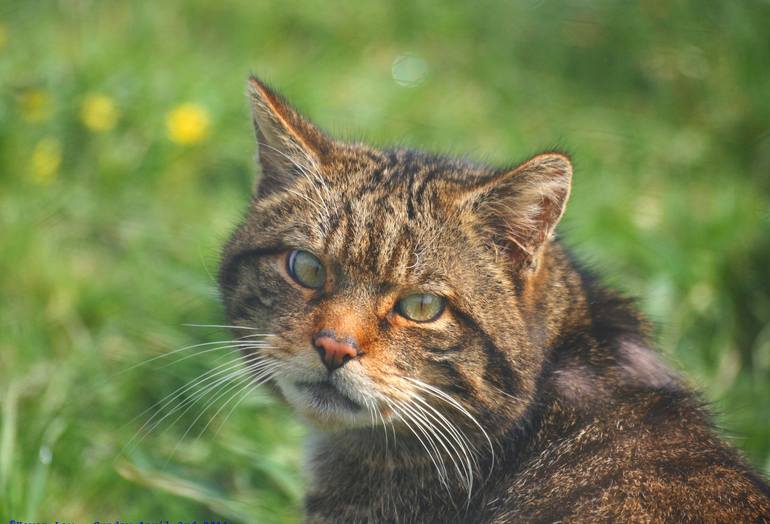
[255,140,333,223]
[255,140,333,231]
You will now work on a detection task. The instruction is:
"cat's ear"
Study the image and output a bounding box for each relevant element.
[470,153,572,268]
[247,76,333,197]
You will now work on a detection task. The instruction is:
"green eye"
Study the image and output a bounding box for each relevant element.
[397,293,445,323]
[287,250,326,289]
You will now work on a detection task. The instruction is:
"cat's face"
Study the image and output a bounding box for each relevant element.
[219,77,571,435]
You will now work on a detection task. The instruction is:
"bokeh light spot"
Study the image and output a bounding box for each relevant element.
[391,53,428,87]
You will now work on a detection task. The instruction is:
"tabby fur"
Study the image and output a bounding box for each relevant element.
[218,77,770,523]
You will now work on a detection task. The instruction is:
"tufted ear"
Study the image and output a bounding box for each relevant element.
[471,153,572,268]
[247,76,334,197]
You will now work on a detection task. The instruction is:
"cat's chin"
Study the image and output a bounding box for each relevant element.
[274,376,375,430]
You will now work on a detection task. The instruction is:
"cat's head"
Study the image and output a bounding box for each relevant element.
[219,77,572,437]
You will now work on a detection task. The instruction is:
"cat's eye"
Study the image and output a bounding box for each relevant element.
[396,293,445,323]
[287,250,326,289]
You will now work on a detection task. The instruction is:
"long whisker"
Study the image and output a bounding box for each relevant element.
[373,397,390,453]
[160,360,281,465]
[364,397,376,431]
[210,365,283,437]
[156,341,274,370]
[401,393,476,496]
[181,323,275,332]
[397,396,471,496]
[385,398,450,492]
[409,393,479,471]
[404,377,495,470]
[178,361,282,444]
[123,353,254,434]
[124,353,269,450]
[119,334,272,375]
[141,357,273,449]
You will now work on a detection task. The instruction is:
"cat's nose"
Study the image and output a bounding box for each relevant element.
[312,330,361,371]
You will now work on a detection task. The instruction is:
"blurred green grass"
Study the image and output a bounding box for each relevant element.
[1,1,769,521]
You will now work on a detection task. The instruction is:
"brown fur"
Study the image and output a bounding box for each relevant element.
[218,77,770,523]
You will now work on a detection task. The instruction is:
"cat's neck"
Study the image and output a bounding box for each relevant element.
[304,426,500,519]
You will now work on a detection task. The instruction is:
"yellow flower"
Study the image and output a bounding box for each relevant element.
[0,23,7,52]
[80,93,119,132]
[30,138,62,185]
[19,89,52,122]
[165,103,210,145]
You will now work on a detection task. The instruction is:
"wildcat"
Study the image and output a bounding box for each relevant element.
[218,76,770,523]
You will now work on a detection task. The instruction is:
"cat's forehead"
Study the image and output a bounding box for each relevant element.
[297,149,482,283]
[327,148,483,209]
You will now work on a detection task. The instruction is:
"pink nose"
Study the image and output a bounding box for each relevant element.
[313,333,359,371]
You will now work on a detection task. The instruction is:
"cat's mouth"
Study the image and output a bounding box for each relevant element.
[295,380,363,413]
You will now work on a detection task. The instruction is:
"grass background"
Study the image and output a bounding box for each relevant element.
[1,1,769,522]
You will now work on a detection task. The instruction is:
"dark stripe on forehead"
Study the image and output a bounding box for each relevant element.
[366,150,386,184]
[322,205,345,252]
[357,164,386,200]
[414,165,442,207]
[382,223,410,282]
[340,200,356,254]
[405,172,418,220]
[355,149,400,199]
[365,211,382,275]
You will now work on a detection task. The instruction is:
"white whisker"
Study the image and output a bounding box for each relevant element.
[182,323,275,333]
[146,357,275,443]
[125,354,271,451]
[385,398,451,492]
[397,396,471,496]
[211,365,284,436]
[156,342,274,369]
[404,377,495,471]
[401,392,476,496]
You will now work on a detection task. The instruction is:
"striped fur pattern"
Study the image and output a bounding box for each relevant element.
[218,77,770,523]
